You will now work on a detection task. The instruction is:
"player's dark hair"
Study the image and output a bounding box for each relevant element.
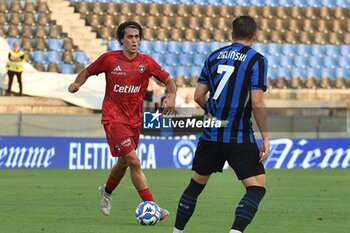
[116,21,143,46]
[231,15,257,40]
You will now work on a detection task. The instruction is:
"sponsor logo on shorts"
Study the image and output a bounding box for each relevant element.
[114,144,122,153]
[121,138,132,147]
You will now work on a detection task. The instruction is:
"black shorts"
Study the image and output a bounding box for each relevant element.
[191,139,265,180]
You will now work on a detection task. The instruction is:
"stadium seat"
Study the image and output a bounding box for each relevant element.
[281,44,296,56]
[75,63,85,74]
[8,24,20,38]
[167,41,180,55]
[279,56,293,69]
[308,56,323,69]
[291,67,305,88]
[164,53,178,67]
[10,1,23,13]
[195,41,209,54]
[181,42,195,55]
[266,43,281,56]
[24,13,36,26]
[163,65,176,79]
[253,43,267,55]
[178,53,193,66]
[21,37,33,51]
[338,57,350,69]
[48,39,63,52]
[335,67,349,88]
[59,63,75,74]
[310,44,324,57]
[32,51,48,64]
[47,63,59,73]
[153,41,166,54]
[49,25,62,39]
[305,67,320,89]
[323,56,337,69]
[34,38,48,51]
[193,53,206,66]
[152,53,165,66]
[175,66,190,87]
[38,13,50,26]
[0,1,8,13]
[34,63,46,72]
[24,1,37,14]
[293,56,308,69]
[275,67,291,88]
[325,45,340,58]
[47,51,61,64]
[209,42,223,52]
[74,51,90,65]
[339,45,350,58]
[267,67,277,87]
[63,38,75,51]
[139,40,152,54]
[62,51,74,64]
[320,67,335,88]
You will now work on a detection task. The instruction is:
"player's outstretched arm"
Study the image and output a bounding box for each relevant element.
[162,77,176,115]
[251,89,270,163]
[194,83,208,110]
[68,69,90,93]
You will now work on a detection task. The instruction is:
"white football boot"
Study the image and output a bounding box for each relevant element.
[98,185,112,216]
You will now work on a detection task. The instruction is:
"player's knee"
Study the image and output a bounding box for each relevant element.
[246,186,266,201]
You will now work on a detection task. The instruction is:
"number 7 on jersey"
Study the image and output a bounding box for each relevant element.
[213,64,235,100]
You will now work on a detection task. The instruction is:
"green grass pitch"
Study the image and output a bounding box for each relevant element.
[1,169,350,233]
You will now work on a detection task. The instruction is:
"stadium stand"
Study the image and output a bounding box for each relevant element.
[0,0,348,89]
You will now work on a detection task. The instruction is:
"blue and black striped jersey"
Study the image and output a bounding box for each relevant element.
[198,42,268,144]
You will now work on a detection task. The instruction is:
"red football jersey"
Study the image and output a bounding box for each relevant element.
[86,51,169,127]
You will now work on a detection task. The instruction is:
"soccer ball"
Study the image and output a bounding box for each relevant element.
[135,201,161,226]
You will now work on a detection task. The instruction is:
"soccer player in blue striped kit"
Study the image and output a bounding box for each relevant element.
[173,16,270,233]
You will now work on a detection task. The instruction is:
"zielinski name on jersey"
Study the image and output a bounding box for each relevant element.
[114,84,141,93]
[217,50,247,62]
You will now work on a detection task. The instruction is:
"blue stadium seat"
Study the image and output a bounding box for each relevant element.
[339,45,350,58]
[281,44,296,56]
[107,40,120,51]
[152,53,165,66]
[324,45,340,58]
[278,0,293,7]
[163,65,176,78]
[320,67,335,80]
[7,37,19,48]
[296,44,311,57]
[193,53,206,66]
[267,68,277,83]
[195,41,209,54]
[266,43,281,56]
[60,63,75,74]
[190,65,202,77]
[293,0,307,7]
[267,55,279,69]
[306,67,321,80]
[293,56,308,69]
[74,51,90,65]
[306,0,323,7]
[139,41,152,54]
[310,44,324,57]
[277,67,292,81]
[308,56,322,68]
[48,39,63,52]
[153,41,166,54]
[335,67,349,80]
[209,42,223,52]
[176,66,191,79]
[253,43,267,55]
[178,53,193,66]
[291,67,306,80]
[32,51,48,64]
[164,53,178,67]
[322,56,337,69]
[167,41,180,55]
[47,51,61,64]
[279,56,293,69]
[338,57,350,69]
[181,41,195,54]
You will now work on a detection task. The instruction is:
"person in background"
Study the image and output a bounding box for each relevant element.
[6,42,24,96]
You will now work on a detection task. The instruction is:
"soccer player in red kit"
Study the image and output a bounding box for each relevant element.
[68,21,176,220]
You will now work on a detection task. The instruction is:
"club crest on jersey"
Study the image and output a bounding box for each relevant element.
[138,64,145,73]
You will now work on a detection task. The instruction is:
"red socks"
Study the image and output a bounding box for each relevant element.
[138,188,155,202]
[105,175,121,194]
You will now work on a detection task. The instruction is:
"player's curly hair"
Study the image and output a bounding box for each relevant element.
[116,21,143,46]
[232,15,257,40]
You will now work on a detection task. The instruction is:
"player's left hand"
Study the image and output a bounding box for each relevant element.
[259,139,270,163]
[162,93,176,115]
[68,83,80,93]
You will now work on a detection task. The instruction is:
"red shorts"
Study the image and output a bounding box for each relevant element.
[103,123,140,157]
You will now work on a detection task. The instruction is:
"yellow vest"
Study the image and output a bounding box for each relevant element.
[6,50,24,72]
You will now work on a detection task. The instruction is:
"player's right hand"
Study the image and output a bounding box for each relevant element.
[68,83,80,93]
[259,139,270,164]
